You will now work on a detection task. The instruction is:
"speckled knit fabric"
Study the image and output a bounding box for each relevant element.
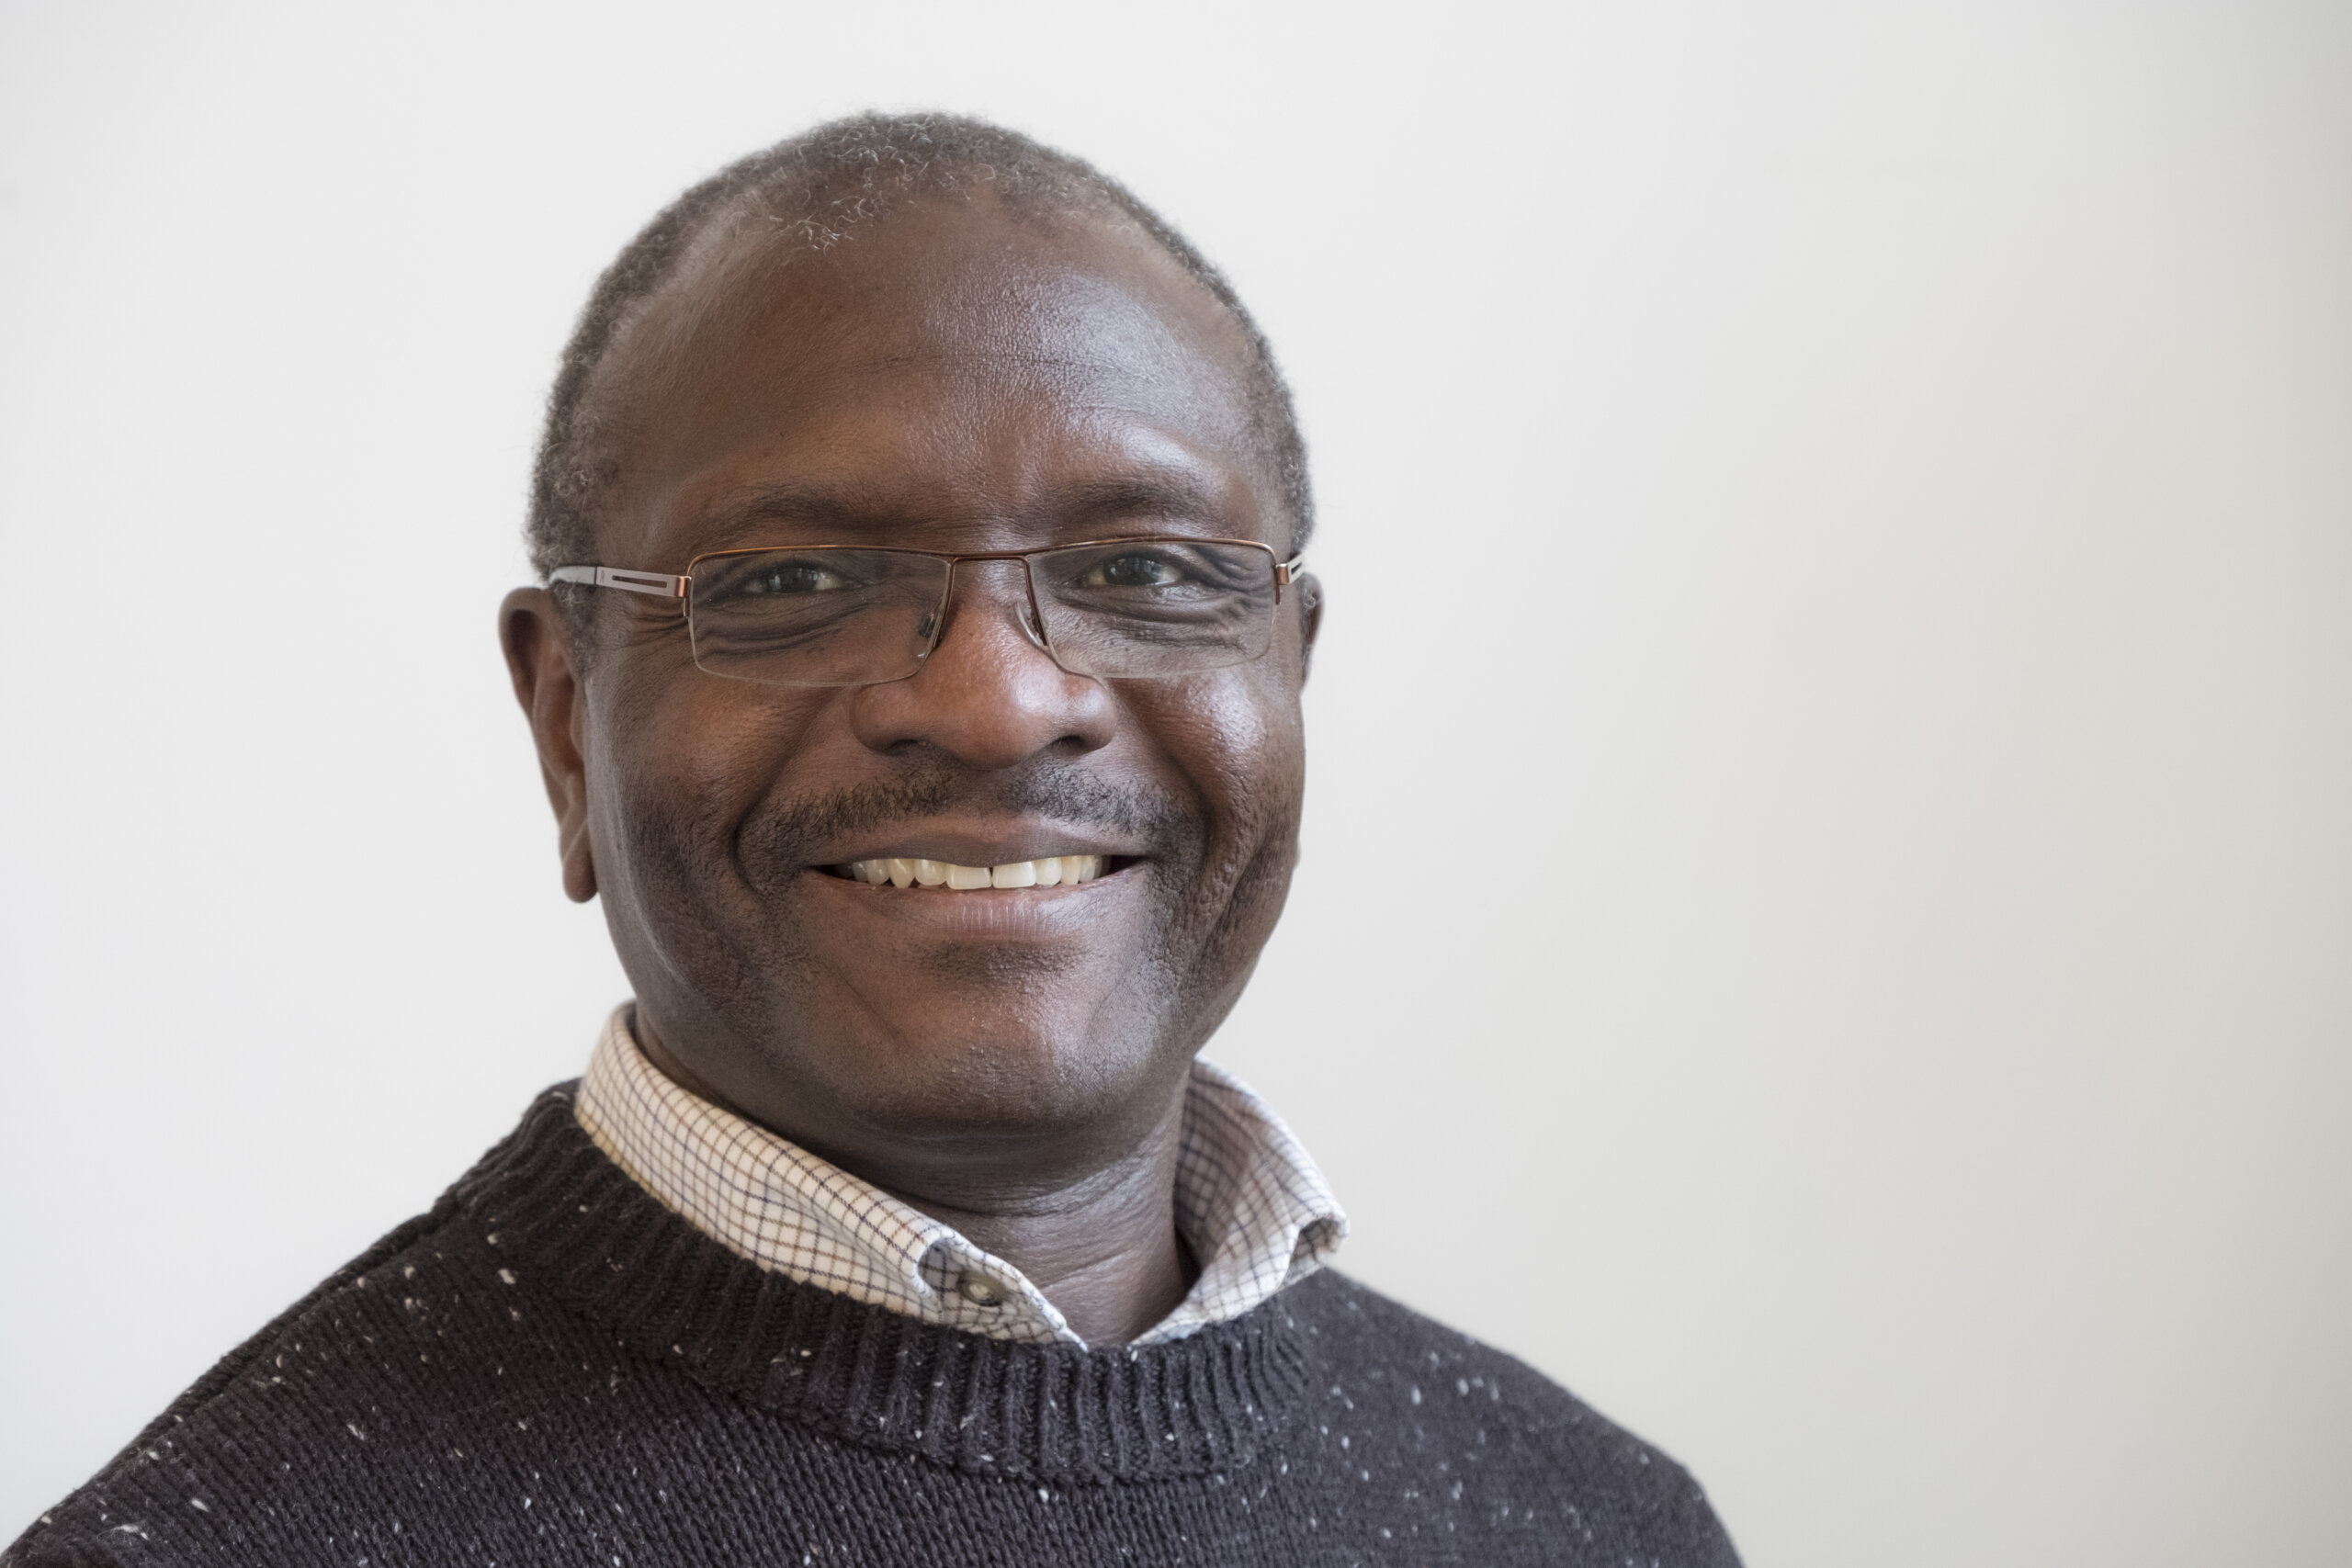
[5,1086,1742,1567]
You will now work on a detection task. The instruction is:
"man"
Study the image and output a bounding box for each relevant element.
[7,114,1740,1566]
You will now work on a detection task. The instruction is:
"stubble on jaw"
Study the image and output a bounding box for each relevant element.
[594,688,1304,1115]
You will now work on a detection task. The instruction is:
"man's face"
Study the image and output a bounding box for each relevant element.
[521,197,1317,1186]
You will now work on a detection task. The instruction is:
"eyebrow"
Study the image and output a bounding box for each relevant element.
[691,484,876,545]
[687,470,1239,549]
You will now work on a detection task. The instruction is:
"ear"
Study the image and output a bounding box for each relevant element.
[1295,570,1325,687]
[499,587,598,903]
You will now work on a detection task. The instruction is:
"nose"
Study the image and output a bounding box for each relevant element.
[845,559,1116,768]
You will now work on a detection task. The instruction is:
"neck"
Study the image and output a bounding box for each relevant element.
[883,1098,1197,1347]
[633,1021,1198,1347]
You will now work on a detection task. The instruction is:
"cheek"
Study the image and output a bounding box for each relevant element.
[1135,670,1307,1008]
[1134,665,1305,865]
[587,666,828,907]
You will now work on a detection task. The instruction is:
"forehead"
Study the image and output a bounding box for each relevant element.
[586,196,1272,559]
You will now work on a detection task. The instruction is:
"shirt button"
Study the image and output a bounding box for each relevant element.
[957,1272,1006,1306]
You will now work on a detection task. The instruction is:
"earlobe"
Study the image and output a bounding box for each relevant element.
[560,811,599,903]
[1295,572,1325,686]
[499,587,598,904]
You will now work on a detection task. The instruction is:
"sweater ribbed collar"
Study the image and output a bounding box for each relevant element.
[449,1086,1322,1485]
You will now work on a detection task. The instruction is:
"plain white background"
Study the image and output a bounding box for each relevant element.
[3,3,2346,1562]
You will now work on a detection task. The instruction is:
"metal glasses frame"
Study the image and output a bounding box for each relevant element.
[548,536,1306,681]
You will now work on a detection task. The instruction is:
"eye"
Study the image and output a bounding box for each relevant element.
[740,560,851,596]
[1083,551,1185,589]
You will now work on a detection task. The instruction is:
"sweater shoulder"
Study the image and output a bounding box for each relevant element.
[1280,1269,1744,1565]
[2,1088,585,1568]
[1283,1267,1639,1438]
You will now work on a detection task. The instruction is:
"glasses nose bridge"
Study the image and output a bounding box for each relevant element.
[935,550,1050,655]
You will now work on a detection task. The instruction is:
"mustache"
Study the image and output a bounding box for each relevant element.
[738,759,1190,866]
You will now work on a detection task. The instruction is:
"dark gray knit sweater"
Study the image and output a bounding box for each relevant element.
[6,1086,1741,1566]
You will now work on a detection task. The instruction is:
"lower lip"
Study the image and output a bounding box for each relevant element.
[801,863,1135,937]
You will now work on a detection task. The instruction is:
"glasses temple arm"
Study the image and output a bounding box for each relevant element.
[548,565,688,599]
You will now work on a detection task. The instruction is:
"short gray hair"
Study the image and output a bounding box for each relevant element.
[527,111,1313,590]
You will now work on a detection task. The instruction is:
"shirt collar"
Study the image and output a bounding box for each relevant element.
[574,1006,1345,1348]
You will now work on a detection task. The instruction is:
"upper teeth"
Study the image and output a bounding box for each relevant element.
[838,855,1108,889]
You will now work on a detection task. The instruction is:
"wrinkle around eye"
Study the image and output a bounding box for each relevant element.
[601,594,694,658]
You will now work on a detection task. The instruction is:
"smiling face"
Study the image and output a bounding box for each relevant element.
[509,194,1319,1194]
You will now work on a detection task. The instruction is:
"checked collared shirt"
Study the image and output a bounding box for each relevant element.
[575,1006,1347,1347]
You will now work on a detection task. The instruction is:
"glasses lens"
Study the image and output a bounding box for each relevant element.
[687,548,950,687]
[1027,539,1280,678]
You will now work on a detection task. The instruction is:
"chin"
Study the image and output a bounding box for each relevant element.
[814,1002,1181,1145]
